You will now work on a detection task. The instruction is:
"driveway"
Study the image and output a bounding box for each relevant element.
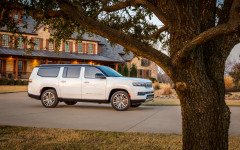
[0,92,240,135]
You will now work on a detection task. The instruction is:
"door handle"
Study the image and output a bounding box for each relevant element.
[61,81,66,83]
[84,81,89,84]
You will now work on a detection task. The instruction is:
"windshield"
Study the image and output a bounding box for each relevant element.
[98,66,123,77]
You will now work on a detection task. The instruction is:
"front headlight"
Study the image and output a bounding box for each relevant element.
[132,82,145,86]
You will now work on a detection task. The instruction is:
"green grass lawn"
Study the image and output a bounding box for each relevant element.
[0,85,28,93]
[143,99,240,106]
[0,125,239,150]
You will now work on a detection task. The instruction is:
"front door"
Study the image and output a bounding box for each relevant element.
[82,66,107,100]
[59,66,82,99]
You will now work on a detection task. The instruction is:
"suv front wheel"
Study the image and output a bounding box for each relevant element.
[111,91,130,111]
[41,89,59,108]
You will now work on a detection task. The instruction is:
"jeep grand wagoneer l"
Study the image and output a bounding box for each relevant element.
[28,64,154,111]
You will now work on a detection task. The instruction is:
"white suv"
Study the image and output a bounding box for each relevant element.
[28,64,154,111]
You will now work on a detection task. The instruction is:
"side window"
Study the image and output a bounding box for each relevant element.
[62,66,81,78]
[37,67,60,77]
[84,67,103,78]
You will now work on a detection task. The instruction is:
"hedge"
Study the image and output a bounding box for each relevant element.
[0,78,28,85]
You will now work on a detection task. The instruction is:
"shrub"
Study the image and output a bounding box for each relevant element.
[162,85,173,95]
[8,79,15,85]
[122,65,129,77]
[15,80,23,85]
[130,64,137,77]
[224,76,234,89]
[0,78,9,85]
[149,77,157,83]
[154,84,160,90]
[23,81,28,85]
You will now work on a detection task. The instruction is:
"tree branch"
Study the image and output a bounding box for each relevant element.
[134,0,168,25]
[173,0,240,64]
[58,0,173,77]
[102,1,132,12]
[141,26,168,40]
[99,0,168,26]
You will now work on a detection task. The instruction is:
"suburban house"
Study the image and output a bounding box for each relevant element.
[0,12,158,80]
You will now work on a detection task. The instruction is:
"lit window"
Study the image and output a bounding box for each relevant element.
[34,38,40,49]
[78,43,82,52]
[65,41,69,51]
[2,35,9,46]
[49,41,54,50]
[18,36,23,48]
[14,14,18,20]
[88,44,93,53]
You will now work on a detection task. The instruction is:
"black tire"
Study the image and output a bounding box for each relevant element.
[41,89,59,108]
[131,103,141,107]
[64,101,77,105]
[111,91,130,111]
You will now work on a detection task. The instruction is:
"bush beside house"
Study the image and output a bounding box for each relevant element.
[0,78,28,85]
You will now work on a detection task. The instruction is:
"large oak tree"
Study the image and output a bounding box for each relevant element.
[1,0,240,149]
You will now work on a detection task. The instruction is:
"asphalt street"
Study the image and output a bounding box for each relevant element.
[0,92,239,135]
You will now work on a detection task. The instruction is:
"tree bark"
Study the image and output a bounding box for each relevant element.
[175,71,230,149]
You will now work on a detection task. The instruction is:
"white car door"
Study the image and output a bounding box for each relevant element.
[59,66,82,99]
[82,66,107,100]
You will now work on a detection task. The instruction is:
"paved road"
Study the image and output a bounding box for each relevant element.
[0,92,240,135]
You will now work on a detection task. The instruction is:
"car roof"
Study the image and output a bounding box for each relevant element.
[36,64,97,68]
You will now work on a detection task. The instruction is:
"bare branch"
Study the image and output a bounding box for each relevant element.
[173,0,240,64]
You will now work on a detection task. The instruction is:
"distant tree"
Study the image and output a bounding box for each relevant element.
[229,63,240,89]
[130,64,137,77]
[122,65,129,77]
[118,64,123,74]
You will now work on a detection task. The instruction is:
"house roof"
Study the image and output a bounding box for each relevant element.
[0,16,38,35]
[98,36,135,62]
[0,47,122,62]
[0,15,133,63]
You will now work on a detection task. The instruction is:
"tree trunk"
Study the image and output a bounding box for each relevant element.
[175,72,230,150]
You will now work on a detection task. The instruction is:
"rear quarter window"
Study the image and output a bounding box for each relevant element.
[37,67,60,77]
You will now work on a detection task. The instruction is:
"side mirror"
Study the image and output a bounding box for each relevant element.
[95,73,106,79]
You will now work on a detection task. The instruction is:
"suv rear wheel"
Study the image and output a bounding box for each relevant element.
[64,101,77,105]
[111,91,130,111]
[41,89,59,108]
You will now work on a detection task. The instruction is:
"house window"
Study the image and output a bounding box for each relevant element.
[34,38,40,49]
[65,41,70,52]
[18,61,23,72]
[18,36,23,48]
[14,14,19,20]
[139,69,142,78]
[49,41,54,50]
[141,58,151,66]
[50,29,54,34]
[88,44,93,54]
[2,34,9,46]
[78,43,82,52]
[146,70,150,78]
